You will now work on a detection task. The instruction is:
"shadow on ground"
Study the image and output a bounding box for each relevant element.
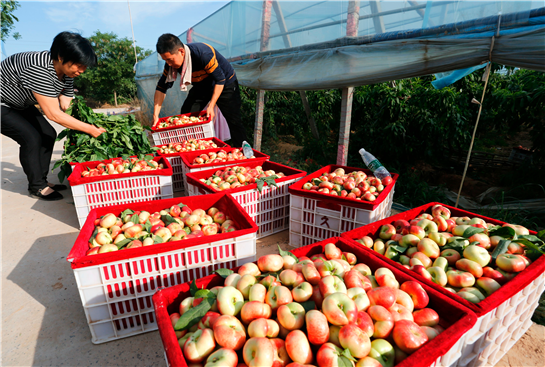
[4,232,164,366]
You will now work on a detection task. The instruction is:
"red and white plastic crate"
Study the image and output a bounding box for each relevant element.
[152,237,478,367]
[180,148,270,195]
[67,193,258,344]
[186,161,306,238]
[155,138,230,192]
[151,111,214,145]
[288,164,399,247]
[341,202,545,367]
[68,156,174,228]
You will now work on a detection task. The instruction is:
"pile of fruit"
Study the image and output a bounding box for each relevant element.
[156,139,220,154]
[192,149,255,165]
[198,166,285,191]
[170,243,445,367]
[80,156,163,177]
[355,204,544,303]
[156,114,208,129]
[300,168,394,202]
[87,203,237,256]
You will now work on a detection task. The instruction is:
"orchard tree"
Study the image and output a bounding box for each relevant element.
[1,0,22,42]
[74,31,152,104]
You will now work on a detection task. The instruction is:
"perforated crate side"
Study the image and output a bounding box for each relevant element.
[165,156,185,192]
[72,175,174,228]
[152,121,215,145]
[180,161,232,196]
[289,186,395,247]
[71,232,256,342]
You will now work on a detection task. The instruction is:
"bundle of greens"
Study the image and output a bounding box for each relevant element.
[53,96,155,182]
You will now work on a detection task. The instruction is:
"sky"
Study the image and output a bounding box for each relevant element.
[2,0,231,57]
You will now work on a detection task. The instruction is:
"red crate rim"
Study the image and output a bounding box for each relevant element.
[153,237,477,367]
[67,193,258,269]
[341,201,545,316]
[180,148,270,170]
[68,156,173,186]
[154,138,230,158]
[289,164,399,211]
[185,160,306,195]
[152,111,211,133]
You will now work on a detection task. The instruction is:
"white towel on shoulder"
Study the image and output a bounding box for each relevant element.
[165,44,192,91]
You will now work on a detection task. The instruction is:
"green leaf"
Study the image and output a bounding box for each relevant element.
[338,356,354,367]
[341,348,357,362]
[389,244,408,253]
[194,289,216,300]
[514,239,545,261]
[323,260,334,272]
[488,226,516,239]
[214,268,234,278]
[161,214,177,226]
[277,245,298,263]
[89,226,99,242]
[174,297,214,331]
[120,209,134,218]
[190,280,198,297]
[299,300,316,313]
[144,219,152,233]
[491,240,511,262]
[115,238,131,249]
[153,235,164,244]
[129,213,139,225]
[462,226,485,238]
[256,178,265,193]
[537,229,545,241]
[518,234,543,243]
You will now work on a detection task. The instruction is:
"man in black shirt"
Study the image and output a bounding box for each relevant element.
[152,34,248,147]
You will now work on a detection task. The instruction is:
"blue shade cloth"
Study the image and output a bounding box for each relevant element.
[136,1,544,118]
[432,63,488,89]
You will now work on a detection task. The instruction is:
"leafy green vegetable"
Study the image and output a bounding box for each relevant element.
[53,96,154,182]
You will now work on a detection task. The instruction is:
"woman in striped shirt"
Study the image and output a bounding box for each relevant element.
[1,32,106,201]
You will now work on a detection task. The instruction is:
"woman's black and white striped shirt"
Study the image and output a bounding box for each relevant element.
[1,51,74,110]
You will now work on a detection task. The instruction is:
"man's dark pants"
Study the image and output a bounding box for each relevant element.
[180,79,249,147]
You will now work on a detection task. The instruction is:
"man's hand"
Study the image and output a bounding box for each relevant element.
[206,104,216,122]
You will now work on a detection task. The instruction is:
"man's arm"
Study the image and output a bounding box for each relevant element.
[153,90,167,127]
[34,92,106,138]
[206,84,224,122]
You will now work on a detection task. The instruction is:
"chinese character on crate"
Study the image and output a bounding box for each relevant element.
[288,165,399,247]
[342,202,545,366]
[153,238,477,367]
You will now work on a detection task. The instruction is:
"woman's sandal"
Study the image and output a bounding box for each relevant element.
[29,187,64,201]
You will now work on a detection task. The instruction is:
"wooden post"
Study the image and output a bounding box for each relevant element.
[114,91,118,107]
[337,87,354,166]
[254,0,273,149]
[254,90,265,151]
[347,0,360,36]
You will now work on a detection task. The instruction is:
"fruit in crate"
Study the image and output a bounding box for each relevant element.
[170,242,447,366]
[354,204,544,303]
[85,203,238,255]
[157,139,220,154]
[198,166,286,191]
[192,149,255,165]
[299,168,393,202]
[157,114,208,129]
[80,156,163,177]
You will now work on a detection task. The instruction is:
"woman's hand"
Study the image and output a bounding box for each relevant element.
[90,126,107,138]
[59,95,73,111]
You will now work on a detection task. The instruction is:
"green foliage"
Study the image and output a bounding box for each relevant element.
[1,1,21,42]
[74,31,152,104]
[53,96,155,182]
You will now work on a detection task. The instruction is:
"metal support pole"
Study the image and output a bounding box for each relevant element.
[369,0,386,34]
[254,90,265,151]
[337,87,354,166]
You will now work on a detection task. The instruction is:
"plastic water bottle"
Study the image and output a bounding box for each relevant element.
[242,141,254,159]
[359,148,391,180]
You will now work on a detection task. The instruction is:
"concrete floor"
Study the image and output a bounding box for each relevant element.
[1,122,543,366]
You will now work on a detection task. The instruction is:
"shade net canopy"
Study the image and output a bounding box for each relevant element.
[136,0,545,117]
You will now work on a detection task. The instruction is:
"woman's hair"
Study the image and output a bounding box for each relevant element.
[50,32,97,67]
[156,33,184,54]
